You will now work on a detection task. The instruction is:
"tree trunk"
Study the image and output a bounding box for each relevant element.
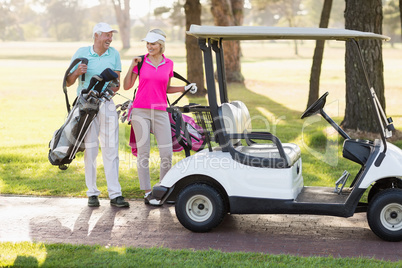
[400,0,402,38]
[185,0,205,96]
[211,0,244,84]
[343,0,385,132]
[307,0,333,108]
[112,0,131,49]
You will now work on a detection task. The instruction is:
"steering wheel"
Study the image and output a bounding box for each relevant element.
[301,92,329,119]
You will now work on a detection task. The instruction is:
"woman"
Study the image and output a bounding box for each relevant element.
[123,29,197,206]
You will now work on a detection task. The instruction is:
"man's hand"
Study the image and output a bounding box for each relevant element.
[66,63,87,87]
[75,63,87,76]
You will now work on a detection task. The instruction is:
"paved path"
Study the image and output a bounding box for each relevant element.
[0,196,401,262]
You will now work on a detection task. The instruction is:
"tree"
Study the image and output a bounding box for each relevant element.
[306,0,332,108]
[111,0,130,49]
[45,0,84,41]
[400,0,402,37]
[0,0,24,41]
[342,0,385,132]
[246,0,277,26]
[304,0,344,28]
[154,3,185,41]
[383,0,401,44]
[211,0,244,84]
[185,0,205,95]
[266,0,304,55]
[151,0,205,94]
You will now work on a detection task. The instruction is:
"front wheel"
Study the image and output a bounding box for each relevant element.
[175,183,226,232]
[367,188,402,242]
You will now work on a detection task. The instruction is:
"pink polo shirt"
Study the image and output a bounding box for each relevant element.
[132,54,174,111]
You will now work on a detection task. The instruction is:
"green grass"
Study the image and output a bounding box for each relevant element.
[1,41,402,198]
[1,41,402,266]
[0,242,400,267]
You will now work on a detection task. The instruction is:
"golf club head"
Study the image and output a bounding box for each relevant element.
[92,68,118,95]
[83,75,103,93]
[100,68,118,82]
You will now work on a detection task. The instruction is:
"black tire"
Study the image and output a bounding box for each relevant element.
[367,188,402,242]
[368,183,383,203]
[368,179,402,203]
[175,183,226,232]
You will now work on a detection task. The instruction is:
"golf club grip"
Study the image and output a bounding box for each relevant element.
[81,58,89,82]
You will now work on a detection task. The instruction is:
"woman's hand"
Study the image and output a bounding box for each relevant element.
[185,83,198,94]
[130,56,142,70]
[124,58,140,90]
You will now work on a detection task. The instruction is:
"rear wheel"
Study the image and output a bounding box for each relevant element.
[175,183,226,232]
[367,188,402,241]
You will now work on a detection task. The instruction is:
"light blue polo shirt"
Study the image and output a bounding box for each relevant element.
[70,46,121,96]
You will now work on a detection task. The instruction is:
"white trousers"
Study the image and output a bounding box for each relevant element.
[131,108,173,190]
[84,99,122,199]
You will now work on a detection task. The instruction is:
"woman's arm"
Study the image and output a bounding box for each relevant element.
[167,78,198,94]
[167,86,185,94]
[166,77,185,94]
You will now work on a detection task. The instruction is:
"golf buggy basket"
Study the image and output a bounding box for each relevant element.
[48,58,119,170]
[167,105,216,156]
[150,25,402,242]
[166,73,217,156]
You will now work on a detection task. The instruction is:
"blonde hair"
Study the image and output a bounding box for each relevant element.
[150,29,166,54]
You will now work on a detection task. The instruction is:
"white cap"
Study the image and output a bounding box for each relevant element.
[142,32,166,43]
[92,22,118,37]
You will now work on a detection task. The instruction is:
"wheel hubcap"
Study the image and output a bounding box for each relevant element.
[186,194,213,222]
[380,203,402,231]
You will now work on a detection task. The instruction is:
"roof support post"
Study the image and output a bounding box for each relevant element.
[211,38,229,104]
[351,39,388,164]
[198,38,226,146]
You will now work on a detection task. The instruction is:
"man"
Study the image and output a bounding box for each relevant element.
[66,22,129,208]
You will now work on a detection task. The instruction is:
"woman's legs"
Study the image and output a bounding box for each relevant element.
[152,111,173,181]
[131,109,173,200]
[131,109,152,191]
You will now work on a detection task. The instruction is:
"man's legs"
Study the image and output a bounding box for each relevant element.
[99,100,122,199]
[84,115,101,198]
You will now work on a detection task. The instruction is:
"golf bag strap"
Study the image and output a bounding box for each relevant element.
[63,57,88,113]
[169,72,192,107]
[137,55,145,77]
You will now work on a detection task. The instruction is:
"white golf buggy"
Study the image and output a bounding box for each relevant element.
[152,25,402,242]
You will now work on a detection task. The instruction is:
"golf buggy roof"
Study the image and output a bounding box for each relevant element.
[187,25,390,41]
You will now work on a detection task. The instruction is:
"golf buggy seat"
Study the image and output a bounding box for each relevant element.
[218,101,301,169]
